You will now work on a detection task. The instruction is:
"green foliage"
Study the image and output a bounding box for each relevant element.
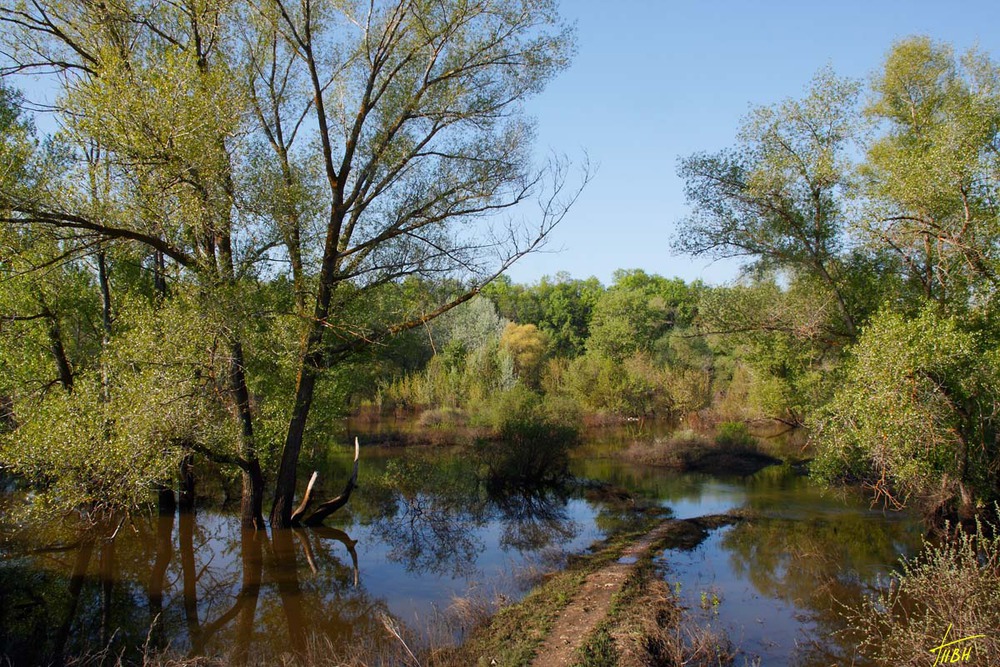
[862,37,1000,306]
[0,84,37,201]
[693,277,844,422]
[475,386,581,486]
[374,297,516,412]
[714,421,755,448]
[676,68,863,339]
[558,352,669,419]
[0,0,582,528]
[587,271,698,362]
[1,294,245,519]
[812,307,1000,511]
[483,272,603,357]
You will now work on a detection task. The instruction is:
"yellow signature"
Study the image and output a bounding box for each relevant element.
[930,624,987,665]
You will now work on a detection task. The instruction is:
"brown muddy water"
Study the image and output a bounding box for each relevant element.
[0,423,923,665]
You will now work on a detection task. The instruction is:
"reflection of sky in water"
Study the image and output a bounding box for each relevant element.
[656,478,747,519]
[338,497,604,629]
[653,469,923,667]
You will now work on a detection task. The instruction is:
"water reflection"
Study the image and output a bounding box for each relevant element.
[0,459,597,664]
[0,436,925,666]
[491,487,578,552]
[659,466,923,666]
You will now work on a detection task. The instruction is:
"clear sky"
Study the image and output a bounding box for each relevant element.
[505,0,1000,286]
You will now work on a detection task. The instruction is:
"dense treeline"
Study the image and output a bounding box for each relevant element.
[367,269,708,421]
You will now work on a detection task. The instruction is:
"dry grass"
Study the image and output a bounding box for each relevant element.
[620,428,780,476]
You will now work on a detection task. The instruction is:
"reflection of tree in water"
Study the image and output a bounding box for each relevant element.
[371,491,486,577]
[365,455,586,575]
[1,451,644,664]
[720,511,921,666]
[0,509,396,665]
[490,485,577,552]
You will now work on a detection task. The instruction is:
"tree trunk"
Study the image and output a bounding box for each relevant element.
[44,309,73,392]
[241,457,265,532]
[270,344,322,528]
[179,454,195,513]
[225,340,265,530]
[157,485,177,516]
[271,198,346,528]
[97,250,112,338]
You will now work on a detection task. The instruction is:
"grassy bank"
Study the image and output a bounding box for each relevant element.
[620,422,781,476]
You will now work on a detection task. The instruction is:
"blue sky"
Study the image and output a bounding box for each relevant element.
[506,0,1000,286]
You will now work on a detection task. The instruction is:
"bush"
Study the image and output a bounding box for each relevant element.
[847,512,1000,665]
[714,421,755,448]
[474,387,581,486]
[812,307,1000,515]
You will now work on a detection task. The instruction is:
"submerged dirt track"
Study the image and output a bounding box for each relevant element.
[529,515,739,667]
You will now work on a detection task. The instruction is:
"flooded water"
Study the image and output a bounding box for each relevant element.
[0,424,923,665]
[655,465,921,665]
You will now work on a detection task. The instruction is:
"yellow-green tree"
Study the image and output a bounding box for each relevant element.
[0,0,582,529]
[501,322,548,388]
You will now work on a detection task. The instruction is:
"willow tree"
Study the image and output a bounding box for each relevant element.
[0,0,581,529]
[675,68,863,340]
[861,37,1000,306]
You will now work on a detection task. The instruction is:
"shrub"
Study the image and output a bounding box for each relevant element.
[475,387,581,486]
[812,307,1000,515]
[714,421,755,448]
[847,512,1000,665]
